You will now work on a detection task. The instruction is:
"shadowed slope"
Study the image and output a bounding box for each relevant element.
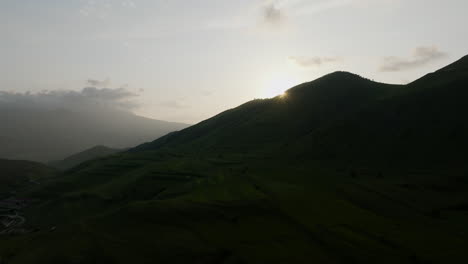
[134,56,468,170]
[49,145,123,170]
[296,55,468,169]
[0,159,56,194]
[135,72,401,153]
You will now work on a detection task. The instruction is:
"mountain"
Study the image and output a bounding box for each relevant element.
[49,145,123,170]
[2,56,468,263]
[0,159,56,195]
[0,108,188,162]
[294,55,468,169]
[136,56,468,170]
[135,72,401,154]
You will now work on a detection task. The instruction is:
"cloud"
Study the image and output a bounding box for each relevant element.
[121,0,136,8]
[86,78,111,87]
[293,0,354,16]
[159,100,188,109]
[0,86,140,113]
[257,0,353,29]
[262,1,284,25]
[257,0,401,28]
[380,46,448,72]
[81,87,137,101]
[79,0,112,20]
[288,56,342,68]
[199,90,214,97]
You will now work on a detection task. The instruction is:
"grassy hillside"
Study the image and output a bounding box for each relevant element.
[293,55,468,169]
[1,56,468,263]
[3,153,467,263]
[49,145,123,170]
[0,159,57,195]
[135,72,401,154]
[137,56,468,170]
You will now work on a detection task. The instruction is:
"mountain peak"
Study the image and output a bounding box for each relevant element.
[286,71,381,96]
[316,71,380,86]
[317,71,366,82]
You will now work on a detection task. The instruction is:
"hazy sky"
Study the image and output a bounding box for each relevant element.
[1,0,468,123]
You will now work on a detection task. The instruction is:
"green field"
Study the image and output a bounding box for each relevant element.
[1,151,467,263]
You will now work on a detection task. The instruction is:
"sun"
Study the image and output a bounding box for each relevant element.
[263,75,299,98]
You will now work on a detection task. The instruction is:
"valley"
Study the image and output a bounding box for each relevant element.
[1,151,468,263]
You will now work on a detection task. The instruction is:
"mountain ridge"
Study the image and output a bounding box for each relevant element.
[132,55,468,170]
[134,70,403,154]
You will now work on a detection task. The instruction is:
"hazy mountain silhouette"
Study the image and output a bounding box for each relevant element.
[295,55,468,168]
[49,145,123,170]
[134,72,401,153]
[3,56,468,263]
[134,56,468,170]
[0,108,188,162]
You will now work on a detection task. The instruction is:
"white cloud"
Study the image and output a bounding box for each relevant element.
[380,46,448,72]
[159,100,189,109]
[288,56,342,68]
[86,78,111,87]
[78,0,112,20]
[121,0,136,8]
[259,0,401,22]
[262,1,284,25]
[0,85,140,113]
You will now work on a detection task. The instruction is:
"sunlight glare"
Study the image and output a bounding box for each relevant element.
[264,75,300,98]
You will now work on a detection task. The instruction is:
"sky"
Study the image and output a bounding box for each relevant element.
[1,0,468,124]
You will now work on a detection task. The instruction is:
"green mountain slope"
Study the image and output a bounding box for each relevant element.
[49,145,123,170]
[135,72,401,154]
[295,55,468,169]
[0,159,56,195]
[1,56,468,264]
[137,56,468,170]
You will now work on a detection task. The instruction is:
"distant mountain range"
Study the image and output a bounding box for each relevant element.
[0,108,188,162]
[3,56,468,263]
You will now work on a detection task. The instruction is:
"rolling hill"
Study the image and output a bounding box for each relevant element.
[1,56,468,263]
[49,145,123,170]
[0,159,56,195]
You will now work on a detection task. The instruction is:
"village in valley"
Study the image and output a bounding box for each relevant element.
[0,197,30,235]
